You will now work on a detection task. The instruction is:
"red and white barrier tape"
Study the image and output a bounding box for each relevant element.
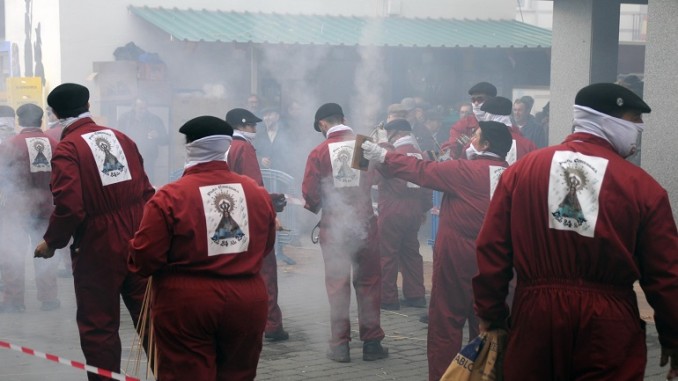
[0,339,140,381]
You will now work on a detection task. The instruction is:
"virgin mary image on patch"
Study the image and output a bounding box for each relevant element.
[211,192,245,243]
[31,140,49,167]
[96,137,125,174]
[552,167,587,227]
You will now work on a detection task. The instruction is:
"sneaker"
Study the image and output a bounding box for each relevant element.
[380,302,400,311]
[41,300,61,311]
[419,313,429,324]
[362,340,389,361]
[264,329,289,342]
[401,297,427,308]
[326,343,350,363]
[276,253,297,265]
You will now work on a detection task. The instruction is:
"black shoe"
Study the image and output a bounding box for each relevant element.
[41,300,61,311]
[276,253,296,265]
[380,302,400,311]
[264,329,289,342]
[363,340,389,361]
[0,303,26,313]
[419,313,429,324]
[326,343,350,363]
[401,297,427,308]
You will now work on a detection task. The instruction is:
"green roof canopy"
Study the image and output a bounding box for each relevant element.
[129,6,552,48]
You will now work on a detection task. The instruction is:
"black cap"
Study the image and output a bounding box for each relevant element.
[384,118,411,131]
[225,108,262,127]
[478,121,512,158]
[481,96,512,116]
[468,82,497,97]
[575,83,651,115]
[179,116,234,142]
[47,83,90,118]
[0,105,15,117]
[314,103,344,132]
[16,103,43,127]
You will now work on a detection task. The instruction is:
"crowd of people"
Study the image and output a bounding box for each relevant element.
[0,78,675,381]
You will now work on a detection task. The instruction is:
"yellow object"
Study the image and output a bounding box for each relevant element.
[440,329,508,381]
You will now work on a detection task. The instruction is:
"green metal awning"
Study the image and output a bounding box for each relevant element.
[129,6,552,48]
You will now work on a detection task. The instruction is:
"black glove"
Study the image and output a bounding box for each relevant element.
[270,193,287,213]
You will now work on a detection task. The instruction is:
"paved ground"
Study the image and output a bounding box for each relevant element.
[0,241,671,380]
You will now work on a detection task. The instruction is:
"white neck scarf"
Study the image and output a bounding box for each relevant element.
[185,135,233,168]
[479,112,513,127]
[59,112,92,128]
[393,134,420,150]
[572,105,644,158]
[234,130,256,144]
[325,124,352,139]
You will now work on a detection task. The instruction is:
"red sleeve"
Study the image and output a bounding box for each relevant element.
[302,149,322,214]
[472,167,515,323]
[379,151,462,194]
[441,115,478,158]
[128,193,172,277]
[43,141,86,249]
[228,143,264,186]
[637,190,678,348]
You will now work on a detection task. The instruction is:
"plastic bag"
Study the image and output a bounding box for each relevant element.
[440,329,507,381]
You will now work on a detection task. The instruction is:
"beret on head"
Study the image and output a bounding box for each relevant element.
[0,105,15,117]
[384,118,411,131]
[314,103,344,132]
[179,116,233,142]
[468,82,497,97]
[16,103,44,127]
[575,83,651,115]
[478,121,513,158]
[47,83,89,118]
[481,96,513,116]
[225,108,262,127]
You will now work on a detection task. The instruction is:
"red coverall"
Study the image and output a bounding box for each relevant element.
[227,134,285,335]
[43,118,154,381]
[376,151,508,381]
[441,114,478,159]
[0,128,59,308]
[302,126,385,349]
[473,133,678,381]
[129,161,276,381]
[375,137,432,306]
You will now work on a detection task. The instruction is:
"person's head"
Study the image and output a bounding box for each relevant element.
[225,108,262,134]
[47,83,90,119]
[179,115,234,144]
[401,97,417,123]
[247,94,259,111]
[574,83,651,157]
[468,82,497,107]
[386,103,408,122]
[0,105,16,140]
[458,102,473,119]
[261,107,281,129]
[513,97,533,125]
[424,110,442,133]
[414,99,429,123]
[314,103,344,135]
[16,103,44,128]
[133,98,148,115]
[479,96,513,127]
[383,118,412,143]
[470,121,513,159]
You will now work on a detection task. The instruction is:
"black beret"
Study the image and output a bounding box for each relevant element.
[575,83,651,115]
[478,121,513,158]
[314,103,344,132]
[47,83,89,118]
[16,103,43,127]
[384,118,412,131]
[481,96,513,116]
[179,116,234,141]
[468,82,497,97]
[225,108,262,127]
[0,105,15,117]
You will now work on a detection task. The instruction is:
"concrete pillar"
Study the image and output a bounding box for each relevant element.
[549,0,621,145]
[643,0,678,214]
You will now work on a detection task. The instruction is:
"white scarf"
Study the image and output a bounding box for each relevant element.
[393,134,421,150]
[184,135,233,168]
[325,124,353,138]
[233,130,256,144]
[572,105,644,158]
[59,112,93,128]
[478,112,513,127]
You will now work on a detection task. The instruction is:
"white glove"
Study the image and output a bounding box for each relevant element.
[362,140,387,163]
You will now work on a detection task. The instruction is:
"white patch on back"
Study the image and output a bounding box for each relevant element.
[25,137,52,173]
[406,152,422,188]
[200,183,250,256]
[329,141,360,188]
[81,130,132,186]
[506,139,518,165]
[489,165,506,199]
[548,151,608,237]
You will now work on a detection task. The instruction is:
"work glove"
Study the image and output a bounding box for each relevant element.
[660,346,678,380]
[361,140,387,163]
[270,193,287,213]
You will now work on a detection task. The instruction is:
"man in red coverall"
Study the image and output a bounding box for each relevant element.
[129,116,277,381]
[302,102,388,363]
[374,119,432,311]
[473,83,678,381]
[362,120,513,381]
[225,107,289,342]
[34,83,154,381]
[0,103,60,313]
[441,82,496,159]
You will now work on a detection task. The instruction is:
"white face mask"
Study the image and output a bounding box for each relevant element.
[241,131,257,140]
[465,142,483,160]
[472,103,486,121]
[601,117,643,158]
